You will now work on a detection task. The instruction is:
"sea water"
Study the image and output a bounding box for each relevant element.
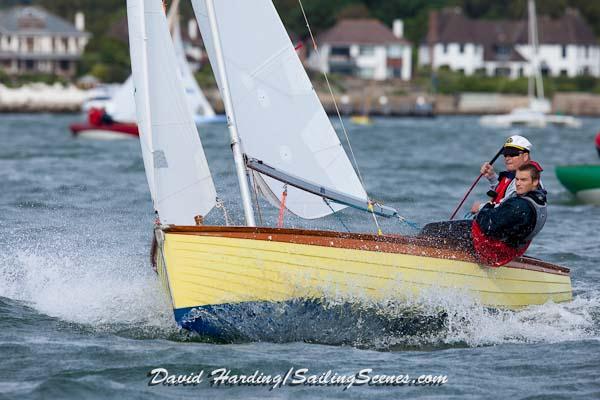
[0,114,598,399]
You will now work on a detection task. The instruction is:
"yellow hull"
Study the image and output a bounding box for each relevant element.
[155,229,572,315]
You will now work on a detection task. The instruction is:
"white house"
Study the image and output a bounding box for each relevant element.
[0,6,90,78]
[307,18,412,81]
[419,8,600,79]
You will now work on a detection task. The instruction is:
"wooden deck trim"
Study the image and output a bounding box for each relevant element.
[163,225,570,277]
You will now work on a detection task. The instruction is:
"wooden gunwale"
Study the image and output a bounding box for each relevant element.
[164,225,570,277]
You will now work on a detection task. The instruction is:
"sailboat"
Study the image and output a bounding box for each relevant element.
[127,0,572,339]
[479,0,581,129]
[71,0,223,140]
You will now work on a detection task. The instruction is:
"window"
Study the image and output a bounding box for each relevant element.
[585,46,589,58]
[359,45,375,56]
[59,60,70,71]
[562,45,567,58]
[387,67,402,78]
[443,43,448,54]
[358,67,374,79]
[330,65,353,75]
[388,45,402,58]
[494,67,510,77]
[330,46,350,57]
[459,43,465,53]
[560,69,568,77]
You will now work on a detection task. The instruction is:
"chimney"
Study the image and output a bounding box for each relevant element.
[427,10,439,44]
[75,11,85,31]
[393,19,403,38]
[188,19,198,40]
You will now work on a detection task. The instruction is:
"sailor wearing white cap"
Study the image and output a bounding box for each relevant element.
[471,135,542,213]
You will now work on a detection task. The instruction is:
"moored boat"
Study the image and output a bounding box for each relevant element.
[479,1,581,129]
[69,121,139,140]
[556,165,600,205]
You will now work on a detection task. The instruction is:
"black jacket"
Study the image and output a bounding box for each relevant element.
[475,189,547,247]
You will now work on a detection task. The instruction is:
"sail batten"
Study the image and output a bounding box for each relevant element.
[191,0,367,220]
[127,0,216,225]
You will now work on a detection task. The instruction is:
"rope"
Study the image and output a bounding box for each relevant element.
[367,201,383,236]
[298,0,365,188]
[397,215,421,230]
[324,198,351,233]
[215,197,231,226]
[277,184,288,228]
[251,172,264,225]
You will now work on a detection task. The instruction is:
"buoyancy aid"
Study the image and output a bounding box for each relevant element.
[472,189,547,267]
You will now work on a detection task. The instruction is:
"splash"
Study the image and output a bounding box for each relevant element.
[0,241,176,337]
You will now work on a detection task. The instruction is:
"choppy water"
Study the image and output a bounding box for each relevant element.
[0,113,598,399]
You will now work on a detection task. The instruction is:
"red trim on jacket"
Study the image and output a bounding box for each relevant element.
[471,220,529,266]
[492,176,513,204]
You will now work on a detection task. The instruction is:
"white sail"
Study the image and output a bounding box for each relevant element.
[169,10,216,118]
[127,0,216,225]
[105,75,136,122]
[192,0,367,219]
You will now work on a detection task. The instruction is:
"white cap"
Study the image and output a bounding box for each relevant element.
[504,135,532,152]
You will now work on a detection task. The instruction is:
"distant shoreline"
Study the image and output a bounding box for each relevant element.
[3,83,600,116]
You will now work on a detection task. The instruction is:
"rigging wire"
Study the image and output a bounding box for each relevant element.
[250,172,264,225]
[324,198,351,233]
[297,0,365,188]
[215,197,231,226]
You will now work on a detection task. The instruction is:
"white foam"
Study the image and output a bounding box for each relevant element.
[0,245,175,331]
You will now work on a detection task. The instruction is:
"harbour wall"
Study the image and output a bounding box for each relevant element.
[2,83,600,116]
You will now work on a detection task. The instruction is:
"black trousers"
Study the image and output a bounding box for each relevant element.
[419,220,475,254]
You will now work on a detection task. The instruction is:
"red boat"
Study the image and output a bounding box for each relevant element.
[70,108,139,140]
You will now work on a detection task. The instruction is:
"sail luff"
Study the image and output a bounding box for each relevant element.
[204,0,256,227]
[127,0,217,225]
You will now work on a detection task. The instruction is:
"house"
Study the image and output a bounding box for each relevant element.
[419,8,600,78]
[307,18,412,81]
[0,6,90,78]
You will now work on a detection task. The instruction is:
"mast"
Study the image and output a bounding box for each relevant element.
[205,0,256,226]
[528,0,544,100]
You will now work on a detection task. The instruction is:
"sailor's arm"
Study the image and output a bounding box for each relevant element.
[475,200,531,238]
[481,162,498,187]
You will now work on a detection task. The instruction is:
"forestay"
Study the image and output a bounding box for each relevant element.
[192,0,367,219]
[168,2,216,118]
[127,0,216,225]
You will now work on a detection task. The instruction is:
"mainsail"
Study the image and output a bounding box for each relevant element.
[192,0,367,219]
[127,0,216,225]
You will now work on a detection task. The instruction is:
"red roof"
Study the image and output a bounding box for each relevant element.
[318,19,410,46]
[429,8,597,47]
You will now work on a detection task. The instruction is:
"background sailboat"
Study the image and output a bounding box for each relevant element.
[127,0,572,339]
[71,0,223,139]
[480,0,581,129]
